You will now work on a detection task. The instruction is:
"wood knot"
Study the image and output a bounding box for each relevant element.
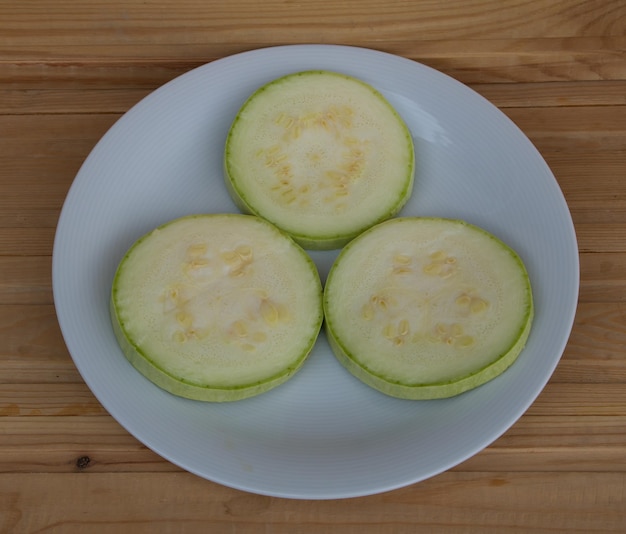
[76,456,91,469]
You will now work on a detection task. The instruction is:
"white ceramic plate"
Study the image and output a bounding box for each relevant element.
[53,45,579,499]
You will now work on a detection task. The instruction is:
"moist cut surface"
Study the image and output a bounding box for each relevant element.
[323,217,534,399]
[110,214,324,401]
[224,70,415,250]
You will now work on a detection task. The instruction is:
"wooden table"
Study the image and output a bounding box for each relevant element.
[1,1,625,531]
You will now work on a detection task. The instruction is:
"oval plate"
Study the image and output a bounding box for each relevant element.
[53,45,579,500]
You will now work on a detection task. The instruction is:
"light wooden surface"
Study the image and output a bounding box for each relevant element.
[1,1,625,531]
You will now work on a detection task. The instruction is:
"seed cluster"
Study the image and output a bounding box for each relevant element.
[423,250,458,278]
[455,291,489,315]
[257,106,370,213]
[359,249,490,349]
[160,242,290,351]
[274,105,354,141]
[221,244,254,278]
[430,322,475,347]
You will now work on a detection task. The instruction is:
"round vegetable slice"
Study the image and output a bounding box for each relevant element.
[110,214,323,402]
[323,217,534,399]
[224,70,415,250]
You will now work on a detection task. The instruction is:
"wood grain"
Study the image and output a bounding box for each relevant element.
[1,0,625,530]
[2,1,624,44]
[1,414,625,475]
[0,472,624,533]
[1,0,625,89]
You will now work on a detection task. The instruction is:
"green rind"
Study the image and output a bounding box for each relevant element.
[110,213,324,402]
[110,295,318,401]
[325,303,533,400]
[223,172,400,250]
[222,168,364,250]
[323,216,534,400]
[223,70,415,251]
[110,299,315,402]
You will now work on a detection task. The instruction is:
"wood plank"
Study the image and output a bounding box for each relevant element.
[0,227,56,256]
[2,115,624,170]
[552,358,626,384]
[426,37,626,84]
[0,384,106,416]
[0,60,202,90]
[546,152,626,200]
[0,300,625,384]
[0,179,621,233]
[3,110,624,166]
[505,106,626,152]
[0,379,624,419]
[0,305,69,367]
[4,104,624,145]
[1,39,625,86]
[2,107,624,162]
[0,87,152,115]
[0,210,60,229]
[0,185,71,214]
[2,1,624,43]
[0,115,118,213]
[2,111,623,164]
[1,110,625,223]
[0,471,624,533]
[571,206,626,224]
[461,415,626,473]
[0,114,119,143]
[0,415,623,475]
[561,301,626,361]
[2,213,624,258]
[575,223,626,253]
[473,80,626,108]
[382,472,626,533]
[3,81,626,117]
[0,358,82,385]
[527,383,626,416]
[71,256,626,335]
[579,252,626,302]
[0,416,171,474]
[1,253,614,309]
[557,154,626,224]
[1,0,625,78]
[0,257,52,305]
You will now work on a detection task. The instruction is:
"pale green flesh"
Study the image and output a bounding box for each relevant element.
[323,217,534,399]
[110,214,323,402]
[224,70,415,250]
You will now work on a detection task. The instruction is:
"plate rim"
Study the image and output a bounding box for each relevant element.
[52,43,580,500]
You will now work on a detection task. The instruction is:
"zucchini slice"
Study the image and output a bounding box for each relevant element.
[224,70,415,250]
[323,217,534,399]
[110,214,323,401]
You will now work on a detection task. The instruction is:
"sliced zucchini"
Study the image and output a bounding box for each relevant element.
[224,70,415,250]
[323,217,534,399]
[110,214,323,402]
